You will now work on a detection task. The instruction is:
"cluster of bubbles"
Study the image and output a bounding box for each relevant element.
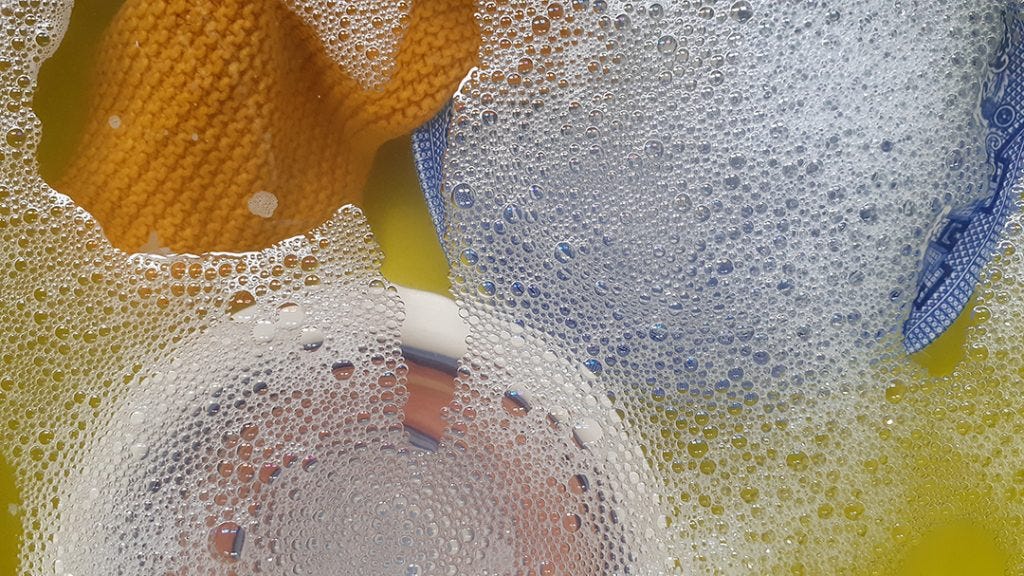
[2,1,659,575]
[449,0,999,397]
[443,0,1024,573]
[281,0,412,89]
[3,0,1024,575]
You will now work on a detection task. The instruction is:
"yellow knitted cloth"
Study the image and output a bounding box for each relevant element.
[56,0,479,254]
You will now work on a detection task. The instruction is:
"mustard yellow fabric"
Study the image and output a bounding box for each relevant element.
[56,0,479,254]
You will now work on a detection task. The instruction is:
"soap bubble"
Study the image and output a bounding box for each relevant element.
[3,1,1024,576]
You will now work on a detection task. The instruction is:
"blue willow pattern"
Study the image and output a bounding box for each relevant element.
[905,6,1024,352]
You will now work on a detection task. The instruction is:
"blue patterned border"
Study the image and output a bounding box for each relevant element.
[904,8,1024,352]
[411,101,453,245]
[408,14,1024,354]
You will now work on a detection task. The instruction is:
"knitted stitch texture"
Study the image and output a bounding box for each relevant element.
[57,0,479,254]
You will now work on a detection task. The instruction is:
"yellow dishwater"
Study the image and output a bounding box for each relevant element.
[0,457,18,576]
[645,332,1013,576]
[886,303,1010,575]
[360,136,452,296]
[1,1,1021,575]
[896,521,1007,576]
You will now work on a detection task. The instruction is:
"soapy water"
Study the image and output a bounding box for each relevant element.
[437,2,1024,572]
[4,1,1024,575]
[52,281,654,574]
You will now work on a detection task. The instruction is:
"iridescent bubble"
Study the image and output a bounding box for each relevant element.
[656,35,677,54]
[729,0,754,23]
